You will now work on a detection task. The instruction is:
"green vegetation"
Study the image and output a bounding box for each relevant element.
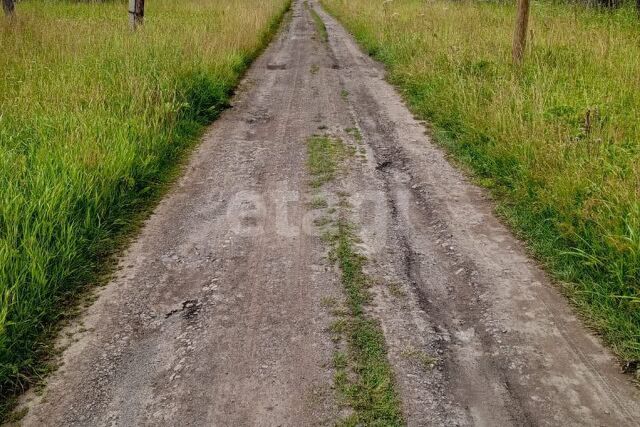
[401,346,437,371]
[306,135,403,425]
[321,0,640,362]
[0,0,290,401]
[345,127,363,144]
[310,195,329,209]
[306,135,347,187]
[330,219,404,426]
[309,5,328,43]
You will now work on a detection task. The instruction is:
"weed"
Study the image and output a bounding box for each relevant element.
[310,196,329,209]
[329,318,348,335]
[306,135,347,187]
[387,281,406,298]
[314,216,333,227]
[333,351,348,370]
[320,296,338,308]
[401,346,437,371]
[345,127,363,144]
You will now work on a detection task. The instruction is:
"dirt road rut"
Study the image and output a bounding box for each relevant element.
[17,1,640,425]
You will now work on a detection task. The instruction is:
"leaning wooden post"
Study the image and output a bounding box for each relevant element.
[2,0,15,18]
[129,0,144,30]
[512,0,530,65]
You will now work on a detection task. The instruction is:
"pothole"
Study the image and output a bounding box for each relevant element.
[165,299,202,320]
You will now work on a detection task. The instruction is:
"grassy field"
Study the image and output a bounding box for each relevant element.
[321,0,640,363]
[0,0,289,399]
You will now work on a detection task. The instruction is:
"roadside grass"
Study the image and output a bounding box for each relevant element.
[321,0,640,363]
[0,0,290,406]
[306,135,404,425]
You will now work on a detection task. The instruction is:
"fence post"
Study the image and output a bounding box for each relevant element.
[129,0,144,30]
[2,0,15,18]
[512,0,530,64]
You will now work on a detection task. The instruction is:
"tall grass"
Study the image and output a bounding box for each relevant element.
[321,0,640,362]
[0,0,289,397]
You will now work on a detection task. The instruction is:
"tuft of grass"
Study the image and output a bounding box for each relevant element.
[310,195,329,209]
[322,0,640,363]
[0,0,290,408]
[401,346,437,371]
[320,296,338,308]
[306,135,347,187]
[386,281,406,299]
[345,127,363,144]
[314,215,333,227]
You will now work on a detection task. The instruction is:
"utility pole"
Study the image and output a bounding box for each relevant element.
[129,0,144,30]
[512,0,530,65]
[2,0,15,18]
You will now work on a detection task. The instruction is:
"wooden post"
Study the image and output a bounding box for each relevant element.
[129,0,144,30]
[512,0,530,65]
[2,0,15,18]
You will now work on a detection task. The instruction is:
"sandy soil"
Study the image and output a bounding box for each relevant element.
[15,1,639,425]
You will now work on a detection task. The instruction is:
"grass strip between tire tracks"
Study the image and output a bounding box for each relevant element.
[307,134,404,426]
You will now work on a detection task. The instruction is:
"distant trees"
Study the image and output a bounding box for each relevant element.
[586,0,639,8]
[587,0,640,16]
[593,0,623,7]
[512,0,640,64]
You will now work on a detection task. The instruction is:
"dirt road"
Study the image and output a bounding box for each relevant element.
[17,1,640,425]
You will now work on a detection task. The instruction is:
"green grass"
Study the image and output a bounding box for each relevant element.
[330,219,404,426]
[400,346,437,371]
[345,127,363,144]
[0,0,290,403]
[310,195,329,209]
[321,0,640,363]
[306,135,347,187]
[306,135,404,425]
[309,5,328,43]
